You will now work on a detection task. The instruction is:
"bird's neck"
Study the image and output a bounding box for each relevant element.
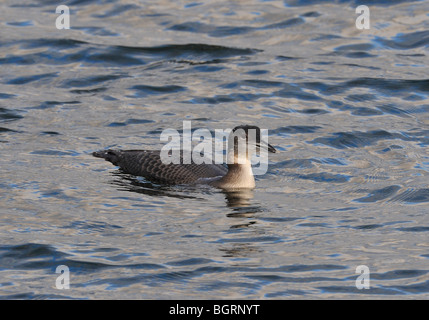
[217,160,255,189]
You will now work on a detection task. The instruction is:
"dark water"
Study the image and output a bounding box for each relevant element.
[0,0,428,299]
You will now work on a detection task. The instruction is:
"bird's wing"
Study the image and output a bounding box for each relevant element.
[93,149,227,184]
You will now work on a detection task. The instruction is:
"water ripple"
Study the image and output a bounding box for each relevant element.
[1,0,428,300]
[310,130,424,149]
[168,17,304,37]
[1,41,260,67]
[376,30,429,50]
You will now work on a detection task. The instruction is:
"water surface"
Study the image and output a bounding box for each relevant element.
[0,0,428,299]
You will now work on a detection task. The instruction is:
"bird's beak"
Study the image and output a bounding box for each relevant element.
[256,140,277,153]
[268,143,277,153]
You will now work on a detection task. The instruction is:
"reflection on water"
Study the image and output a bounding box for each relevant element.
[111,171,258,209]
[223,189,255,208]
[110,172,203,201]
[0,0,428,299]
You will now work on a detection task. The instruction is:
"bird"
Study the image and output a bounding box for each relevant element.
[93,125,276,190]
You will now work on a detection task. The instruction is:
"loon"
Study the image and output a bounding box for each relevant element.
[93,125,276,190]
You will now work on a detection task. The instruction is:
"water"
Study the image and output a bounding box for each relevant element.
[0,0,428,299]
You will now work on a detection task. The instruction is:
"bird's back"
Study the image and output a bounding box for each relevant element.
[93,149,227,185]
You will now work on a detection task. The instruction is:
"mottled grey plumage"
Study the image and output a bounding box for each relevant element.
[92,149,227,185]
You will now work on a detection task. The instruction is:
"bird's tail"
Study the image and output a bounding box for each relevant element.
[92,149,120,166]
